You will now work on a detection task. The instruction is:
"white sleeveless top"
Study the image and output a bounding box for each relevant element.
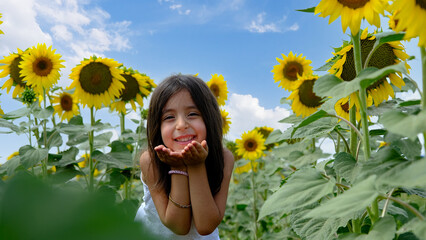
[135,174,220,240]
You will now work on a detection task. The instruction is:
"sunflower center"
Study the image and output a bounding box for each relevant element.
[341,39,396,90]
[210,84,220,97]
[341,101,350,113]
[10,56,26,86]
[416,0,426,9]
[33,57,53,76]
[283,61,303,81]
[337,0,369,9]
[60,94,73,111]
[120,74,139,101]
[244,139,258,152]
[79,62,113,95]
[298,79,323,108]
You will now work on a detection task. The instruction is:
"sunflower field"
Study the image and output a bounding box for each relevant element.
[1,0,426,239]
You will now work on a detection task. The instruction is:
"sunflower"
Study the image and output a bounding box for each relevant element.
[287,75,324,118]
[335,96,361,121]
[0,105,3,117]
[235,130,266,161]
[220,108,231,135]
[77,153,100,177]
[388,10,401,31]
[7,151,19,160]
[207,73,228,106]
[0,13,4,34]
[110,68,152,114]
[329,28,410,106]
[391,0,426,47]
[255,126,276,150]
[272,51,313,91]
[19,43,65,95]
[52,91,80,122]
[234,160,258,175]
[314,0,387,35]
[0,49,29,98]
[69,56,125,109]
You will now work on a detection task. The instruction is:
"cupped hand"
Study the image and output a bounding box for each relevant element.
[154,145,186,168]
[181,140,208,166]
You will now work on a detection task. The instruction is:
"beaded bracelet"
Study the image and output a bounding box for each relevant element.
[168,170,189,176]
[169,194,191,208]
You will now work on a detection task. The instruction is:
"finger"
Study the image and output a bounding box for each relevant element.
[201,140,208,150]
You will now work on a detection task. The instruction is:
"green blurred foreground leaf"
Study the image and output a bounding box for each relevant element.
[0,172,160,240]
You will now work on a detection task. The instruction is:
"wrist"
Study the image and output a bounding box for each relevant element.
[170,165,187,171]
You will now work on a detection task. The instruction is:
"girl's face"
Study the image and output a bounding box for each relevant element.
[160,89,207,151]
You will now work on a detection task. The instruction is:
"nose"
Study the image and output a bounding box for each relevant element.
[176,116,188,130]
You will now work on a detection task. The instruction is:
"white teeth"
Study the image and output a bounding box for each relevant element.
[176,136,193,142]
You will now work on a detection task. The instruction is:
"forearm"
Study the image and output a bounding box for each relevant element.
[163,173,192,235]
[187,164,222,235]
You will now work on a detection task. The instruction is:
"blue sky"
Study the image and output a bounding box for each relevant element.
[0,0,423,162]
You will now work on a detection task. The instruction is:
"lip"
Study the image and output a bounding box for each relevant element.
[174,135,196,144]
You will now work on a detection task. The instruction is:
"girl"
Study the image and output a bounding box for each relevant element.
[135,74,234,239]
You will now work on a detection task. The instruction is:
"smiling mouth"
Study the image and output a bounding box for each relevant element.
[174,135,196,143]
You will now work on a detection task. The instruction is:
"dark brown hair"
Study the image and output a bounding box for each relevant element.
[146,74,224,195]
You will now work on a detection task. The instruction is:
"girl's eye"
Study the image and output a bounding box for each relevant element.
[188,112,199,117]
[163,115,174,121]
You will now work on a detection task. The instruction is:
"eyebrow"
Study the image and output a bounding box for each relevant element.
[162,105,199,114]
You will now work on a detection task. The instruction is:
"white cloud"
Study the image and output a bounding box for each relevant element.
[287,23,299,31]
[0,0,132,60]
[223,93,291,141]
[0,0,52,55]
[247,12,280,33]
[51,25,73,41]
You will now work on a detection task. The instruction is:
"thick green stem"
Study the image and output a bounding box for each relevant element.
[250,160,258,240]
[352,31,371,160]
[28,114,32,146]
[421,47,426,153]
[88,107,95,192]
[351,219,361,233]
[382,195,425,221]
[120,112,125,136]
[349,107,358,156]
[42,89,48,178]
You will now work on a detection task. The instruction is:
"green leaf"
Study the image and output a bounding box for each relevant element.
[38,129,63,149]
[296,7,315,13]
[33,106,54,119]
[291,205,351,240]
[1,107,30,120]
[264,129,283,145]
[77,132,113,151]
[313,62,408,99]
[0,118,20,133]
[55,147,79,167]
[92,150,130,169]
[365,216,396,240]
[380,109,426,140]
[306,176,378,218]
[374,32,405,48]
[379,157,426,188]
[385,133,422,161]
[19,145,49,169]
[0,156,21,176]
[397,218,426,239]
[48,166,80,184]
[258,167,335,219]
[291,110,329,137]
[355,147,407,185]
[288,150,330,169]
[279,114,304,124]
[292,117,338,139]
[333,152,356,183]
